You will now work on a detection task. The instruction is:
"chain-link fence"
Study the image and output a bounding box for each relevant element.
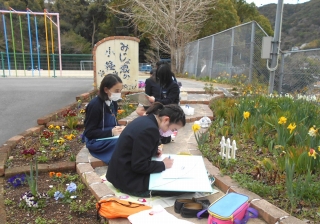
[182,21,320,94]
[276,49,320,94]
[183,22,269,84]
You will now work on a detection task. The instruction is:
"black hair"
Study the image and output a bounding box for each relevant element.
[146,102,186,126]
[155,63,174,88]
[99,74,122,100]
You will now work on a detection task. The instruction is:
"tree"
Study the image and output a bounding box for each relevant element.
[108,0,214,73]
[198,0,240,39]
[84,0,108,48]
[232,0,273,36]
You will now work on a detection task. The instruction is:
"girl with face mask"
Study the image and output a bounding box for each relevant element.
[106,102,186,197]
[82,74,124,164]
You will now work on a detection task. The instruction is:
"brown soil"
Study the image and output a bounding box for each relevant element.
[6,127,84,169]
[4,172,98,224]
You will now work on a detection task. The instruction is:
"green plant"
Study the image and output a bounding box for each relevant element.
[4,198,14,206]
[192,123,209,150]
[63,109,78,129]
[35,217,56,224]
[25,160,39,196]
[77,182,85,194]
[37,155,48,163]
[70,154,76,161]
[69,196,95,214]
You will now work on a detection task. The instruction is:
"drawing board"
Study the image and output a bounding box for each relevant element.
[149,155,213,193]
[126,92,151,106]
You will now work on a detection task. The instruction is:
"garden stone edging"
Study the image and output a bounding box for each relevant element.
[203,158,305,224]
[0,88,306,224]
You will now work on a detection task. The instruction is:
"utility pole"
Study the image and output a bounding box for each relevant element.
[268,0,284,94]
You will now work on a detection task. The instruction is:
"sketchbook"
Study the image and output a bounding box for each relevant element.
[149,154,213,193]
[126,92,151,106]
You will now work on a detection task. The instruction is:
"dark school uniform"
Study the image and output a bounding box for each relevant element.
[82,96,118,164]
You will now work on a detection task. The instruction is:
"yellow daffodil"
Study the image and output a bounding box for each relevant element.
[308,126,318,137]
[80,109,86,114]
[308,148,317,159]
[129,104,133,108]
[192,123,201,132]
[287,123,296,134]
[55,126,60,130]
[77,99,81,103]
[278,116,287,125]
[243,111,250,120]
[48,124,54,129]
[318,146,320,152]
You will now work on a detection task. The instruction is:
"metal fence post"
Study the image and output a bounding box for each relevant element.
[278,52,285,93]
[209,36,215,79]
[248,22,255,83]
[52,53,56,78]
[194,40,200,77]
[230,28,235,77]
[1,52,5,77]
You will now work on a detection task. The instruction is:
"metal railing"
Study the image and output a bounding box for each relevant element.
[0,52,92,77]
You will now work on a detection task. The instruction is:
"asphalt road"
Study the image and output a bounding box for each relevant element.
[0,76,207,146]
[0,77,93,145]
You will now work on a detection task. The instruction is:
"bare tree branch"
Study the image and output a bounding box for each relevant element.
[107,0,214,73]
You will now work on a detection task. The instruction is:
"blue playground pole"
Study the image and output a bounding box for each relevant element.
[34,16,41,76]
[27,11,34,76]
[2,14,11,76]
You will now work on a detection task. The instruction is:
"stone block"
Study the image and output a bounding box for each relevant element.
[89,183,114,200]
[81,172,103,187]
[76,163,94,174]
[0,145,11,155]
[88,155,106,168]
[5,165,30,177]
[7,135,24,144]
[280,216,305,224]
[26,126,43,134]
[48,162,76,172]
[37,116,51,125]
[251,199,289,224]
[0,152,8,176]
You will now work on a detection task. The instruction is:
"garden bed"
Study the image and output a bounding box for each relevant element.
[198,94,320,223]
[4,171,97,224]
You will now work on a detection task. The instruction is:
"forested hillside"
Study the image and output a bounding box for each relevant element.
[0,0,273,63]
[258,0,320,50]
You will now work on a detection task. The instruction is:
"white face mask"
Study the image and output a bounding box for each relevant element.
[109,92,121,101]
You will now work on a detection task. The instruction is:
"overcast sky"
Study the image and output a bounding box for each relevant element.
[246,0,310,7]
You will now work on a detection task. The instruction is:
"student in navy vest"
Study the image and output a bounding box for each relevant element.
[82,74,124,164]
[107,102,186,197]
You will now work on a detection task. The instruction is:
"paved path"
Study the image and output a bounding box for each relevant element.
[0,77,93,145]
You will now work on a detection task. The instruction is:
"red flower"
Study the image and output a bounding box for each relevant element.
[63,109,77,117]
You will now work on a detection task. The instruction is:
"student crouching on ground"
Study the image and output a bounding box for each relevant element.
[106,102,186,197]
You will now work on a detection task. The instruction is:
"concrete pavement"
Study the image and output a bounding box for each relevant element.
[0,77,93,145]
